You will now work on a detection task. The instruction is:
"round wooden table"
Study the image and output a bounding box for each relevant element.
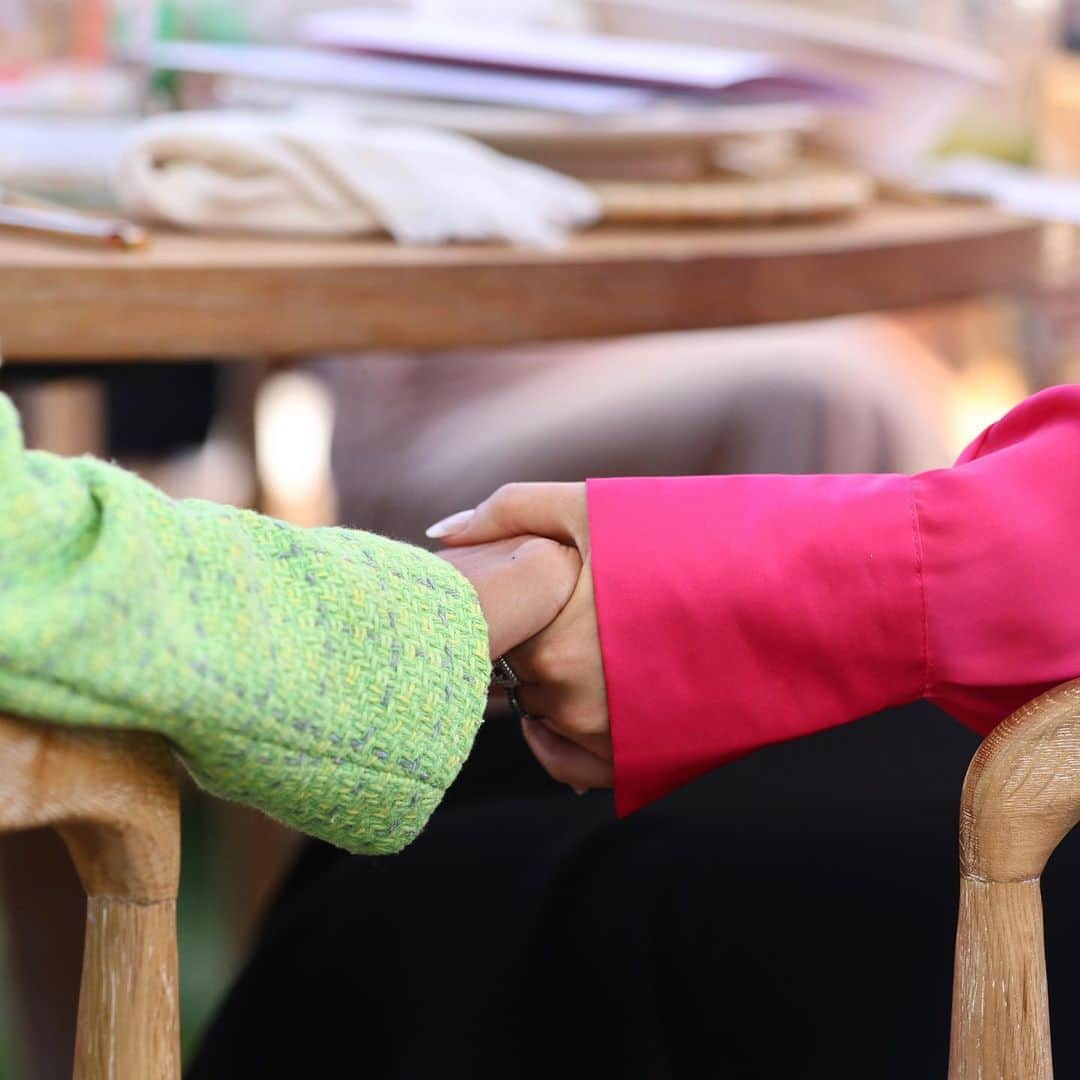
[0,198,1045,1079]
[0,201,1041,360]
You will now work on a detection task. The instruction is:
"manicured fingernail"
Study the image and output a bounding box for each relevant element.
[425,509,475,539]
[572,786,588,796]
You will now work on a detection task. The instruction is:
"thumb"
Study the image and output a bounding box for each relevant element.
[426,482,589,551]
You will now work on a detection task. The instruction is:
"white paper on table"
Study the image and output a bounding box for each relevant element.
[906,156,1080,225]
[300,10,862,100]
[141,40,659,116]
[0,117,130,196]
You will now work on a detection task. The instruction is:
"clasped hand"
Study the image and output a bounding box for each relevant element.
[432,483,612,792]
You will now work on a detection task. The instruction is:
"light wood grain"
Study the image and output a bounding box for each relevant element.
[0,203,1040,359]
[74,897,180,1080]
[593,162,873,224]
[0,715,181,1079]
[950,879,1052,1080]
[948,680,1080,1080]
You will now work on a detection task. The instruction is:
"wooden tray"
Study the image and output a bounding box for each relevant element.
[594,161,873,223]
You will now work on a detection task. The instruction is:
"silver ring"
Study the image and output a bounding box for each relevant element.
[491,655,521,689]
[507,685,534,723]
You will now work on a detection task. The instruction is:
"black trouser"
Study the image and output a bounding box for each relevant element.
[188,704,1080,1079]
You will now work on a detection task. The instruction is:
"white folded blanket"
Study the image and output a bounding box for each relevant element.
[114,110,600,246]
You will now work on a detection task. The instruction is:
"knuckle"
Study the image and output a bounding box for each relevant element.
[530,636,568,675]
[478,484,518,530]
[539,712,572,738]
[552,710,588,737]
[488,482,522,511]
[543,760,574,785]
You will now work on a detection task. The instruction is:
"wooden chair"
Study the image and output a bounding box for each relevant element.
[0,680,1078,1079]
[948,678,1080,1079]
[0,715,180,1079]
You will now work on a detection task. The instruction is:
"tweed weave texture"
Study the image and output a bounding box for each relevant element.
[0,394,489,853]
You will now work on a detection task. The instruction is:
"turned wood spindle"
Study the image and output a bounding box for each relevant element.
[948,679,1080,1080]
[0,715,181,1079]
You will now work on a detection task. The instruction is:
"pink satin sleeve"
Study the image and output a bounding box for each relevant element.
[587,386,1080,817]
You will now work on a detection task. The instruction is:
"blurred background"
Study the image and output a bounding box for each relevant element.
[2,0,1080,1075]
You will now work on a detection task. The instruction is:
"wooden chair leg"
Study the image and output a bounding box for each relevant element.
[948,680,1080,1080]
[0,715,181,1080]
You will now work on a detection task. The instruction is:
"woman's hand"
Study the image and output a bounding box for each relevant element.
[431,484,612,792]
[437,535,580,660]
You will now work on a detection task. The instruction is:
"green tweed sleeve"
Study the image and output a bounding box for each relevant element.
[0,394,490,854]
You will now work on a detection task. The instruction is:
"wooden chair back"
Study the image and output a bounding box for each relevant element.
[0,714,180,1079]
[948,679,1080,1080]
